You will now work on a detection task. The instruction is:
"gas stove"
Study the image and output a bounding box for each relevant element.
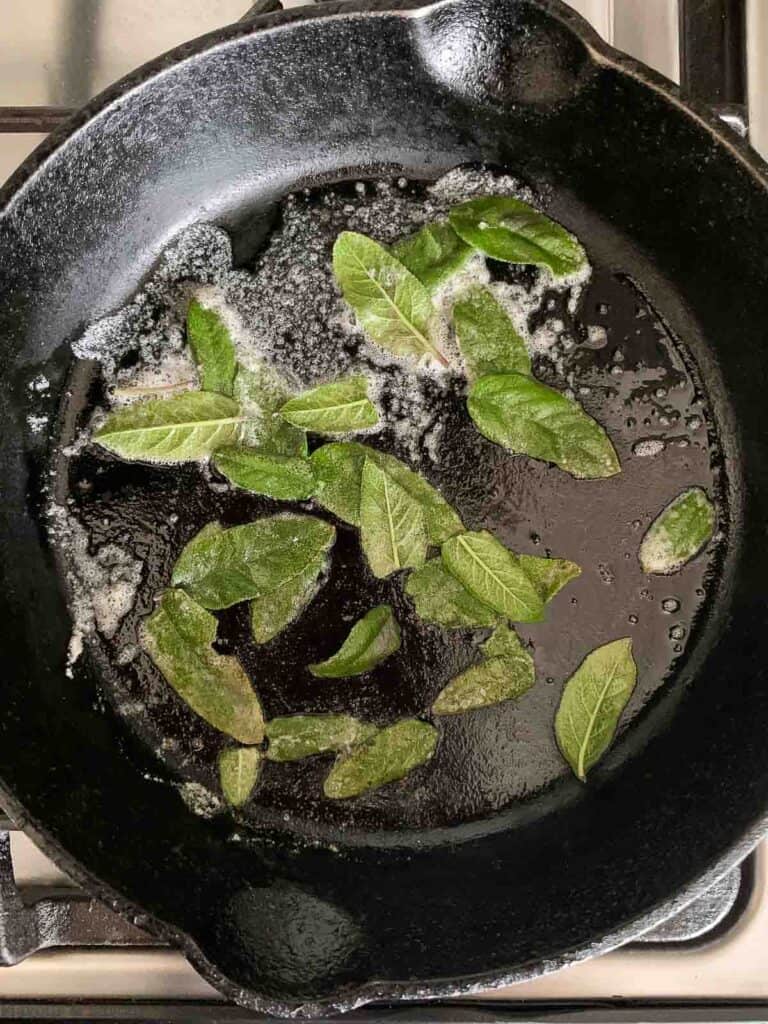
[1,1,767,1019]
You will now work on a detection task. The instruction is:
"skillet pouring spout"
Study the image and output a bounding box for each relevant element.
[414,0,599,107]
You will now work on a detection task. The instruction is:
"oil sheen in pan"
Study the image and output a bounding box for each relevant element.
[50,171,725,838]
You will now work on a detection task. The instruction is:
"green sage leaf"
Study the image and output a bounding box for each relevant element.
[280,376,379,434]
[441,530,544,622]
[434,661,534,717]
[405,558,501,628]
[468,372,620,479]
[555,637,637,781]
[250,549,327,644]
[449,196,586,276]
[432,661,523,716]
[433,624,534,715]
[265,715,377,762]
[434,659,536,716]
[309,441,463,544]
[234,363,307,456]
[516,553,581,602]
[171,514,335,609]
[218,746,261,807]
[639,487,716,575]
[481,622,529,661]
[391,222,473,290]
[323,719,438,799]
[360,459,428,578]
[141,589,264,744]
[309,604,401,678]
[187,521,223,544]
[454,287,531,379]
[186,300,237,396]
[94,392,245,463]
[213,447,315,500]
[332,231,448,367]
[309,441,365,525]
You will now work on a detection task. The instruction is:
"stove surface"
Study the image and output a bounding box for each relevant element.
[0,0,767,1017]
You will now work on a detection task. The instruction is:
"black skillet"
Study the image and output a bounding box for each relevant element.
[1,0,768,1015]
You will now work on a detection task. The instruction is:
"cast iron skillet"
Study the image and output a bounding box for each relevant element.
[1,0,768,1014]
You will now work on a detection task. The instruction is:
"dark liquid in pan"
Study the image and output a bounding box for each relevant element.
[51,173,725,839]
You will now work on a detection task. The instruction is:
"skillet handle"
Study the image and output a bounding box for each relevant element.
[0,827,160,964]
[678,0,749,138]
[243,0,751,137]
[240,0,283,18]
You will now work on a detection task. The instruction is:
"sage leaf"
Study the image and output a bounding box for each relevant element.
[434,624,534,715]
[94,392,245,463]
[481,622,530,661]
[172,514,335,609]
[434,658,534,716]
[191,520,224,545]
[441,530,544,622]
[309,441,365,525]
[250,549,327,644]
[323,719,438,799]
[406,551,579,624]
[280,376,379,434]
[213,447,315,500]
[234,363,307,456]
[392,222,473,291]
[555,637,637,781]
[449,196,586,276]
[332,231,448,367]
[516,553,581,602]
[372,449,464,545]
[266,715,377,762]
[186,300,237,396]
[468,373,620,479]
[360,459,428,578]
[218,746,261,807]
[454,287,531,379]
[639,487,716,575]
[432,660,531,716]
[141,589,264,744]
[309,604,401,678]
[405,558,501,628]
[310,441,463,544]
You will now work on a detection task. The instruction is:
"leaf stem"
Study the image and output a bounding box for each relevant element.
[429,345,450,369]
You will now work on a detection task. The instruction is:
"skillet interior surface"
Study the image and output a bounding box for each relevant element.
[54,170,725,840]
[1,0,768,1013]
